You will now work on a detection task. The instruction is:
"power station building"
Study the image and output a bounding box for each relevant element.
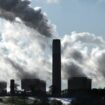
[21,79,46,93]
[0,39,94,97]
[0,81,7,92]
[68,77,92,91]
[52,39,61,97]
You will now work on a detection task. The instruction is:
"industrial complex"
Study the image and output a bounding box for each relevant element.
[0,39,104,98]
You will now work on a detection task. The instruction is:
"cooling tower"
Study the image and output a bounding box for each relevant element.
[21,79,46,92]
[0,81,7,91]
[68,77,92,91]
[52,39,61,97]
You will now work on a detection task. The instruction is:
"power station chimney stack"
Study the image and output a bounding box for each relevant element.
[10,79,15,95]
[52,39,61,97]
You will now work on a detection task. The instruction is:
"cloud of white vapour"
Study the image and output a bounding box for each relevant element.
[1,19,105,89]
[61,32,105,88]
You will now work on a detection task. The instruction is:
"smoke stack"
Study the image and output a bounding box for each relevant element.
[10,79,15,95]
[52,39,61,97]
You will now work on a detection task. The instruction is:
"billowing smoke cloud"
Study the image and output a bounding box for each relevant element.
[0,20,105,88]
[62,60,86,78]
[6,58,38,79]
[0,1,105,88]
[0,0,54,37]
[61,32,105,88]
[0,20,52,85]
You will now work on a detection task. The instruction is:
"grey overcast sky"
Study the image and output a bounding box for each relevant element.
[31,0,105,37]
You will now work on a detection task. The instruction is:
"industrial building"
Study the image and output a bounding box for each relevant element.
[68,77,92,91]
[21,79,46,93]
[0,39,95,98]
[52,39,61,97]
[0,81,7,93]
[67,77,92,97]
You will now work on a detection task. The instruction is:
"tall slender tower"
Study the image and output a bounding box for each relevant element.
[52,39,61,97]
[10,79,15,95]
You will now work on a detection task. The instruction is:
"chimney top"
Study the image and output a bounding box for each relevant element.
[53,39,61,54]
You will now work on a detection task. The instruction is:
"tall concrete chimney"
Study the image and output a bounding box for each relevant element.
[52,39,61,97]
[10,79,15,95]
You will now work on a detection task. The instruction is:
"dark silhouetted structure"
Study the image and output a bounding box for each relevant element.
[10,79,15,95]
[68,77,92,97]
[21,79,46,96]
[68,77,91,90]
[0,81,7,94]
[0,81,7,91]
[52,39,61,97]
[1,39,105,105]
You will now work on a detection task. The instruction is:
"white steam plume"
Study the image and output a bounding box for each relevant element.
[61,32,105,88]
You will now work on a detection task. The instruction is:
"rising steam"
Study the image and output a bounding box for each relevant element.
[0,0,54,37]
[0,0,105,88]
